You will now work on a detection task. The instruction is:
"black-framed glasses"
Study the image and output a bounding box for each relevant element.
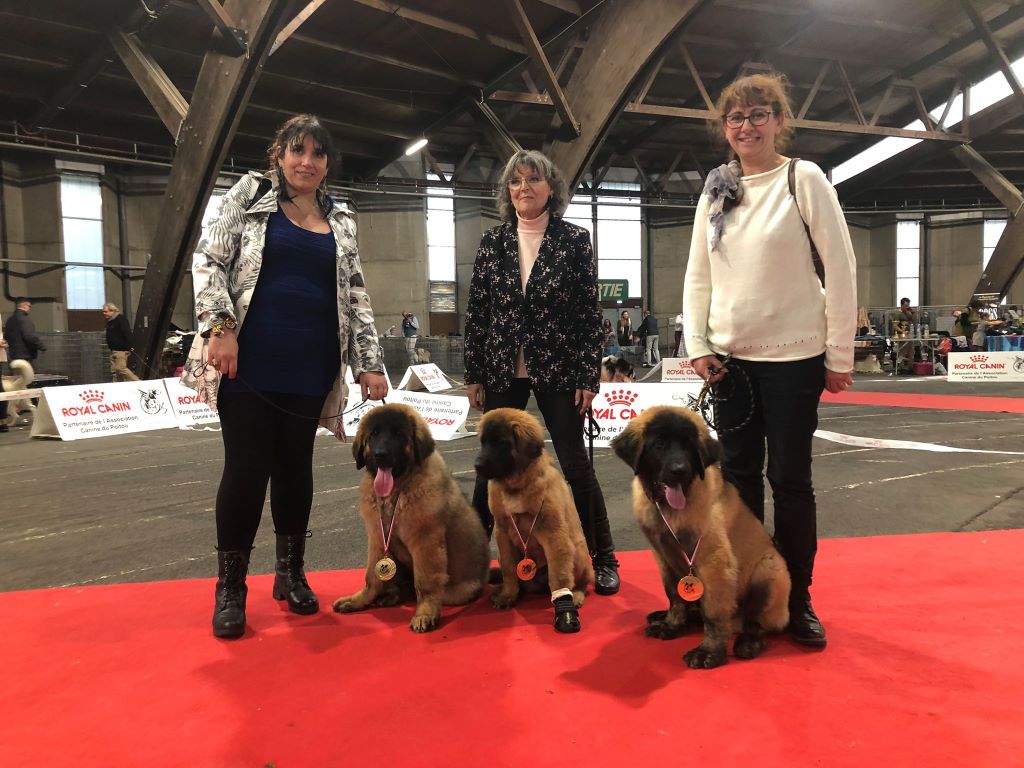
[723,109,775,128]
[508,175,544,188]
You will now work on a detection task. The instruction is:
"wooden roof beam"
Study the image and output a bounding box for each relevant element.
[193,0,248,56]
[349,0,526,54]
[271,0,328,55]
[960,0,1024,112]
[108,29,188,139]
[504,0,580,139]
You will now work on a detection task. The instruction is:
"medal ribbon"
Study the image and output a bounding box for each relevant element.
[510,502,543,558]
[655,501,702,573]
[378,496,399,555]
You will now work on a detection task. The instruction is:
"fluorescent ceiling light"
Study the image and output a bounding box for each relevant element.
[831,55,1024,186]
[404,138,428,155]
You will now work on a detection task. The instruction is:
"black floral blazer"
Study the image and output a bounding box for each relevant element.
[465,215,602,393]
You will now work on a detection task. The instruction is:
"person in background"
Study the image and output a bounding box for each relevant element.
[616,310,633,349]
[465,148,620,598]
[972,311,989,351]
[180,114,388,639]
[683,72,856,649]
[402,310,419,365]
[673,311,685,357]
[101,303,140,382]
[895,297,918,371]
[3,299,45,365]
[602,318,618,356]
[638,309,660,367]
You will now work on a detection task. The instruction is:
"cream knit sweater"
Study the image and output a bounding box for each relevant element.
[683,159,857,373]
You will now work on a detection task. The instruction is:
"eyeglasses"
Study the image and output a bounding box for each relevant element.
[508,175,544,188]
[723,109,775,128]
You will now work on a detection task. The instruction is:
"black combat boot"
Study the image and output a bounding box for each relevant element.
[213,549,250,639]
[789,589,827,648]
[590,511,620,596]
[272,532,319,615]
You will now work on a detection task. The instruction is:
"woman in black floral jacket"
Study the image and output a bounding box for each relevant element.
[465,149,619,597]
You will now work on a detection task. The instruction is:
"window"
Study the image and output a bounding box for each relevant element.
[895,220,920,305]
[61,175,104,309]
[564,182,642,298]
[426,171,455,282]
[983,218,1007,269]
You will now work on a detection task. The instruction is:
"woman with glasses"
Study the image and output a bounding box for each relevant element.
[683,73,857,649]
[464,149,621,607]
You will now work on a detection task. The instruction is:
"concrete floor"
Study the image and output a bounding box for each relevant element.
[2,374,1022,592]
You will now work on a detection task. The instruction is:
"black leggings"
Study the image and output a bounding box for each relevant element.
[215,390,327,552]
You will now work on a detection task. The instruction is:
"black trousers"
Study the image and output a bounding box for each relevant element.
[714,354,825,595]
[215,390,327,552]
[471,379,615,557]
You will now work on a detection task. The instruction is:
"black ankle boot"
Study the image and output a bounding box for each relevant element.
[213,549,250,639]
[272,532,319,615]
[592,550,620,596]
[789,593,827,648]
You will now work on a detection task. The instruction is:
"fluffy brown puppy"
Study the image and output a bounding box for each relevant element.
[611,406,790,669]
[475,408,594,633]
[333,403,490,632]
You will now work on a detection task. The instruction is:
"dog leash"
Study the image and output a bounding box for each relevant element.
[688,354,755,435]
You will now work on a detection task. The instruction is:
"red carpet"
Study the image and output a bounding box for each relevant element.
[821,389,1024,412]
[3,531,1021,768]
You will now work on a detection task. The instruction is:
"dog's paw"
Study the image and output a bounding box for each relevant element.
[491,590,519,610]
[733,633,766,660]
[572,589,586,609]
[332,596,365,613]
[410,614,439,633]
[645,619,689,640]
[371,592,402,608]
[554,605,581,634]
[683,644,728,669]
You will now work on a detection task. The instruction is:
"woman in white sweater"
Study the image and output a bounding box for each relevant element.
[683,73,856,649]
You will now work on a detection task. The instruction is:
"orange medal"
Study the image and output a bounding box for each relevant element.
[677,573,704,601]
[517,558,537,581]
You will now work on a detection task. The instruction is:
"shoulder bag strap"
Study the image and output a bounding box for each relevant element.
[788,158,825,287]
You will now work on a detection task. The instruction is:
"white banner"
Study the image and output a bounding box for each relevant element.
[587,382,704,447]
[396,363,451,393]
[814,428,1024,455]
[660,357,703,383]
[163,378,220,428]
[341,389,471,441]
[30,380,179,440]
[948,351,1024,382]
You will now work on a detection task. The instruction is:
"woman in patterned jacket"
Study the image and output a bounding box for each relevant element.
[465,149,620,597]
[182,114,388,638]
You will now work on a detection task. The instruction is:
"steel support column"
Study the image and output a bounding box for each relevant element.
[132,0,294,376]
[546,0,710,191]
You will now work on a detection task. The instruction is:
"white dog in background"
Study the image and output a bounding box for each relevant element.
[1,359,36,426]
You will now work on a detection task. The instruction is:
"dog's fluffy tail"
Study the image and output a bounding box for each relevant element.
[7,359,34,390]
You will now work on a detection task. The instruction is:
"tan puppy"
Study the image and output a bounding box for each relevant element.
[612,406,790,669]
[475,408,594,633]
[333,403,490,633]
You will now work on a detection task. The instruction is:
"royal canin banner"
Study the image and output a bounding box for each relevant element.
[340,389,471,441]
[660,358,704,383]
[31,380,179,440]
[164,378,220,427]
[947,351,1024,382]
[587,382,704,448]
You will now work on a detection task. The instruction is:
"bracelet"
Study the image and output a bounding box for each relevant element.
[210,317,237,337]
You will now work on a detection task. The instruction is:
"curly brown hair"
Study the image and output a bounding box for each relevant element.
[711,72,795,154]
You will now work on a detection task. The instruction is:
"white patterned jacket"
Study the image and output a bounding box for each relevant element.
[180,170,383,434]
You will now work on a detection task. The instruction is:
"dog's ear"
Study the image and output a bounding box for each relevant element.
[352,418,368,470]
[610,421,642,470]
[698,434,722,476]
[410,412,435,463]
[512,420,544,462]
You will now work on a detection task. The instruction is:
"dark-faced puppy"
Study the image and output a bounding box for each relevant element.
[612,406,790,669]
[333,403,490,632]
[476,408,594,633]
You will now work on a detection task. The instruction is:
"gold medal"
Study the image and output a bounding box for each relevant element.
[516,558,537,581]
[374,556,398,581]
[677,573,704,602]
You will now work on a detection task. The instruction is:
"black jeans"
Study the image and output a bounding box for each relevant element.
[714,355,825,594]
[215,390,327,552]
[472,379,615,557]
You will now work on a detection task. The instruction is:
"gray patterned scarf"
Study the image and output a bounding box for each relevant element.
[704,160,743,252]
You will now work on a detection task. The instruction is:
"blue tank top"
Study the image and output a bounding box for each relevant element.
[220,207,341,396]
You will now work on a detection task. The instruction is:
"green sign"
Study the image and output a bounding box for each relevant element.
[597,279,628,301]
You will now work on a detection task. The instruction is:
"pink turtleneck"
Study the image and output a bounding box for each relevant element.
[515,210,549,377]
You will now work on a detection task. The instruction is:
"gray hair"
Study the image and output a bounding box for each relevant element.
[102,302,120,312]
[496,149,570,222]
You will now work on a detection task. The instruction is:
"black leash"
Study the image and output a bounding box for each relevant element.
[688,354,755,435]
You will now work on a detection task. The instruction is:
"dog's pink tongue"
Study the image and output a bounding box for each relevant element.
[664,484,687,510]
[373,467,394,498]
